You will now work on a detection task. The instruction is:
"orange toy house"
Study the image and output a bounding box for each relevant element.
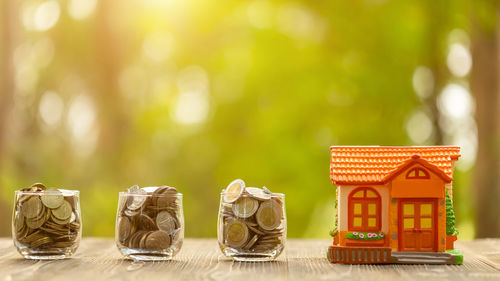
[328,146,463,264]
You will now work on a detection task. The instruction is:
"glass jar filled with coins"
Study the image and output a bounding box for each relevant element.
[218,179,286,261]
[12,183,82,259]
[116,185,184,261]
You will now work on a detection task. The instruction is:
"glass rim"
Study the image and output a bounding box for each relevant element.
[119,191,183,197]
[220,191,284,197]
[15,189,80,196]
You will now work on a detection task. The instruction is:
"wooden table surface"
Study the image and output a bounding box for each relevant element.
[1,238,500,281]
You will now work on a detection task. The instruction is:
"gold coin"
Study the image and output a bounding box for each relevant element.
[246,223,265,235]
[31,236,53,248]
[26,212,48,229]
[223,179,245,203]
[226,219,249,248]
[256,200,282,231]
[243,234,259,250]
[14,212,25,233]
[21,196,43,219]
[232,197,259,218]
[24,230,43,243]
[51,212,71,225]
[69,211,76,223]
[52,241,74,248]
[18,194,32,204]
[245,187,272,201]
[41,188,64,209]
[52,200,72,220]
[145,230,171,250]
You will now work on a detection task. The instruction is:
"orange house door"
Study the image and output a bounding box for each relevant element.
[398,199,437,251]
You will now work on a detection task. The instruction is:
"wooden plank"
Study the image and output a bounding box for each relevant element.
[0,238,498,281]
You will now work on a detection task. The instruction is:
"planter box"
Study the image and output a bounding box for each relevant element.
[345,237,386,247]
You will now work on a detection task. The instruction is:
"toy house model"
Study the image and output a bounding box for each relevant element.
[328,146,463,264]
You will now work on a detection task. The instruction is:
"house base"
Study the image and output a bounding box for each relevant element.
[327,245,392,264]
[328,246,463,265]
[391,251,461,264]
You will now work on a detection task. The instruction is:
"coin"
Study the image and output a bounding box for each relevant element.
[245,187,271,201]
[124,208,139,217]
[226,219,249,248]
[52,200,72,220]
[138,214,157,231]
[14,212,25,233]
[256,200,282,231]
[21,196,43,219]
[232,197,258,218]
[223,179,245,203]
[127,189,147,210]
[262,186,272,194]
[26,210,49,229]
[156,211,176,234]
[30,183,47,190]
[145,230,171,250]
[171,228,183,247]
[31,236,53,248]
[69,212,76,223]
[243,234,259,250]
[246,222,265,235]
[118,217,131,242]
[41,188,64,209]
[156,186,178,207]
[128,185,140,193]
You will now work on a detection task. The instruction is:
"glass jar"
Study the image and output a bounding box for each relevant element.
[218,192,286,261]
[115,186,184,261]
[12,186,82,259]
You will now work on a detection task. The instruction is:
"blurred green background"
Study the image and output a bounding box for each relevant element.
[1,0,499,239]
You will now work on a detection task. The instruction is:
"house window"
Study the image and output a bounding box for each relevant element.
[348,187,381,231]
[406,167,429,179]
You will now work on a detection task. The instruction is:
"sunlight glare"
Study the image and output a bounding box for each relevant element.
[68,0,97,20]
[447,43,472,77]
[34,0,60,31]
[437,83,474,119]
[412,66,434,99]
[247,1,274,29]
[39,91,64,128]
[406,110,433,144]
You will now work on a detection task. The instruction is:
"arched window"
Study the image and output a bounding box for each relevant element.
[406,167,429,179]
[348,187,381,232]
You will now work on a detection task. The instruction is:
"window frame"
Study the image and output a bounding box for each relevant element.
[347,187,382,232]
[405,167,430,179]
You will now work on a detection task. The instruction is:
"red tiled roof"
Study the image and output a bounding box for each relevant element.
[329,146,461,185]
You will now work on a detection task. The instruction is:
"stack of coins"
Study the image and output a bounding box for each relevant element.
[13,183,81,251]
[116,185,182,252]
[219,179,285,253]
